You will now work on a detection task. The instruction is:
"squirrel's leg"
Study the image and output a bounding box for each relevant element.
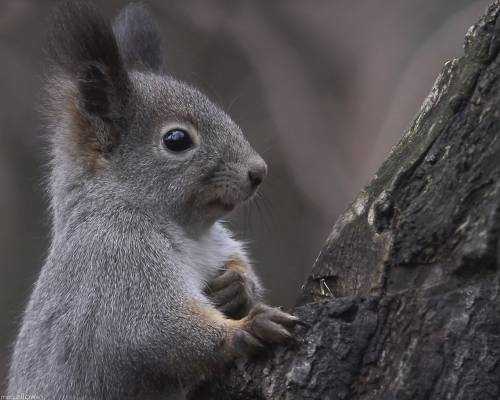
[205,257,263,319]
[182,300,299,382]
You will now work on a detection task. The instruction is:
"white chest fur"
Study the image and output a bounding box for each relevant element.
[176,222,246,295]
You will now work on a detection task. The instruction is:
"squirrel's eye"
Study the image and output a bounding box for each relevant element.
[162,129,193,152]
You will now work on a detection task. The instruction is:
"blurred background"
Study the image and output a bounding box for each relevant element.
[0,0,491,387]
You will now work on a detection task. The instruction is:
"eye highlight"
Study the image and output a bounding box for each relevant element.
[162,128,193,152]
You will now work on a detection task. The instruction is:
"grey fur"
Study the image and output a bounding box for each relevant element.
[7,2,299,400]
[113,3,165,73]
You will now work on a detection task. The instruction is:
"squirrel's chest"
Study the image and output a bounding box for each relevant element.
[177,227,242,291]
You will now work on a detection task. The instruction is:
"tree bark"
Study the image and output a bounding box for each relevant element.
[190,2,500,399]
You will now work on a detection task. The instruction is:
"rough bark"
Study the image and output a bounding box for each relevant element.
[190,2,500,399]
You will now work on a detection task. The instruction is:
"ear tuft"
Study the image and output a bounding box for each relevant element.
[45,1,131,162]
[113,3,164,73]
[47,0,130,118]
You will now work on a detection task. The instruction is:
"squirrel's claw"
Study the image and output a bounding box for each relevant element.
[241,304,299,348]
[206,269,255,319]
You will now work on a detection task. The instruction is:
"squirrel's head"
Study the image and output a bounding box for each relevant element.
[46,1,266,231]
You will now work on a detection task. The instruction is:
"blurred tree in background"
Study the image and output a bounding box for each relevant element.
[0,0,490,385]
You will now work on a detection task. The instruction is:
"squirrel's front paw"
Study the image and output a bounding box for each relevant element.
[206,265,259,319]
[232,304,300,355]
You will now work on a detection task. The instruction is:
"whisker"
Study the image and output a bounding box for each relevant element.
[226,94,242,113]
[260,191,275,223]
[260,144,275,155]
[245,197,253,235]
[253,191,272,234]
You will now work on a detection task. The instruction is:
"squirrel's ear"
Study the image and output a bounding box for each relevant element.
[48,1,130,127]
[113,3,164,73]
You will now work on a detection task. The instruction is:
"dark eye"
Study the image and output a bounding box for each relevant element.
[162,129,193,152]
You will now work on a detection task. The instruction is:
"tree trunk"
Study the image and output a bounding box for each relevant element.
[190,2,500,399]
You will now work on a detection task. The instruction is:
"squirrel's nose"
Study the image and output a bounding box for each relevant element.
[248,159,267,188]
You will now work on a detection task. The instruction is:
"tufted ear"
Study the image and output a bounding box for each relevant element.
[48,0,130,151]
[113,3,164,73]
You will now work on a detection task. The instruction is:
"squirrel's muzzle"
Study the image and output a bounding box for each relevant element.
[248,158,268,188]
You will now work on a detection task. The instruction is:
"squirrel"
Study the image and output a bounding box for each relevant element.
[7,2,299,399]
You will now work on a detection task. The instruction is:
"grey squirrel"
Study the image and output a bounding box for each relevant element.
[7,1,299,399]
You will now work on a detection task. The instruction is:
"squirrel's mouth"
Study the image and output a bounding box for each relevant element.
[203,182,257,213]
[207,199,236,212]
